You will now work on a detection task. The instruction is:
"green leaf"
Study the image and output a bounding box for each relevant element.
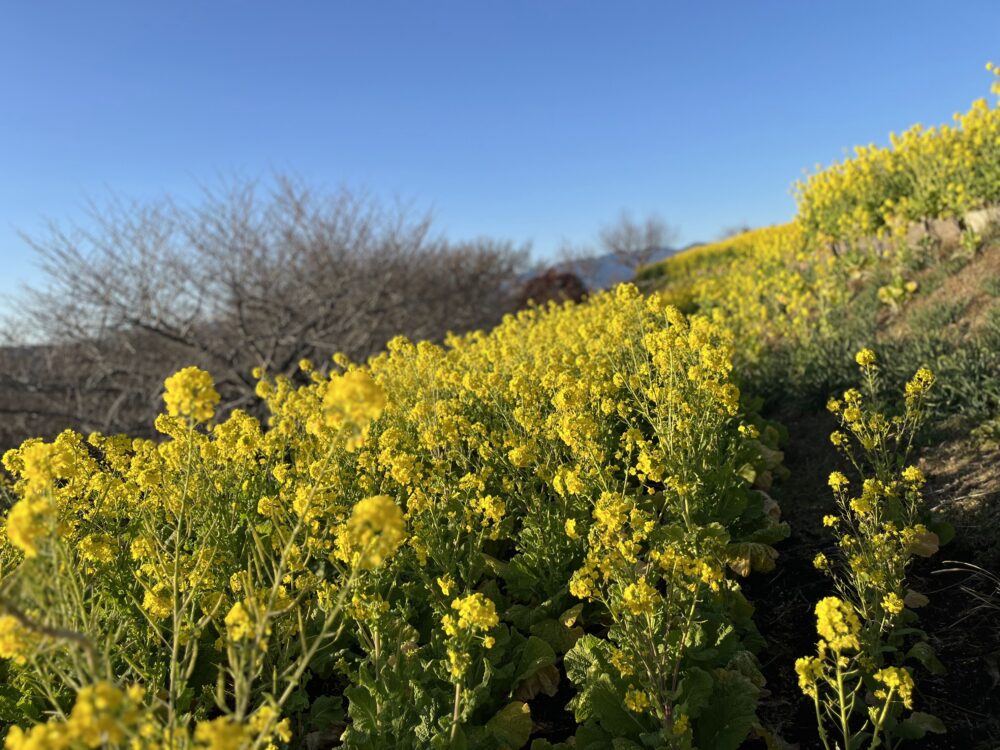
[908,529,940,557]
[906,642,946,675]
[738,463,758,484]
[560,602,585,627]
[565,634,642,735]
[564,634,603,685]
[639,730,671,748]
[928,519,955,546]
[693,669,759,750]
[487,701,533,750]
[896,711,947,739]
[515,635,558,684]
[344,684,377,733]
[590,684,648,738]
[751,721,798,750]
[530,617,583,654]
[726,541,779,576]
[512,635,561,700]
[507,604,546,632]
[307,694,344,732]
[482,553,509,576]
[727,650,766,689]
[530,740,571,750]
[574,721,613,750]
[678,667,713,718]
[610,740,644,749]
[514,664,561,701]
[432,724,468,749]
[746,521,791,546]
[903,590,929,609]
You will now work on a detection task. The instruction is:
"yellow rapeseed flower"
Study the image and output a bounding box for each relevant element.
[449,593,498,633]
[225,601,255,642]
[814,596,861,652]
[855,348,877,368]
[335,495,406,570]
[874,666,915,709]
[621,579,657,616]
[795,655,824,697]
[163,366,220,424]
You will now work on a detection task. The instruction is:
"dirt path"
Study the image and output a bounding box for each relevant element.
[748,409,1000,749]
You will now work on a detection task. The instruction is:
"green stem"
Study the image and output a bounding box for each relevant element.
[835,657,853,750]
[814,689,832,750]
[450,681,462,744]
[868,686,896,750]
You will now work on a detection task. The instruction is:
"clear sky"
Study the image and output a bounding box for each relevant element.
[2,1,999,311]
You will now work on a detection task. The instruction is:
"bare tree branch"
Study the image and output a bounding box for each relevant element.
[599,210,677,271]
[0,177,529,450]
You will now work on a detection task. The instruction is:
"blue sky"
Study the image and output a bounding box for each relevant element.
[2,1,999,310]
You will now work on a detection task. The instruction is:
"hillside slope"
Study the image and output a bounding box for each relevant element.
[637,212,1000,749]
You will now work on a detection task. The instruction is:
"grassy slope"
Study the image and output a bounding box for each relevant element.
[641,233,1000,748]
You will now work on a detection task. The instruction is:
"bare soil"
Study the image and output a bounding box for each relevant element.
[749,408,1000,749]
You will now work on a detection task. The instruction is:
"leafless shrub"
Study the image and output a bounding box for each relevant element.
[598,210,677,271]
[0,177,529,447]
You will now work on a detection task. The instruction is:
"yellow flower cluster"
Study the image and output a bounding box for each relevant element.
[794,654,824,698]
[224,600,256,642]
[4,682,147,750]
[636,66,1000,399]
[796,66,1000,243]
[621,580,658,616]
[641,222,849,373]
[814,596,862,652]
[624,687,651,713]
[799,356,940,744]
[190,708,292,750]
[2,436,80,558]
[334,494,406,570]
[874,666,915,710]
[445,593,498,634]
[0,615,35,665]
[320,369,386,450]
[0,280,788,745]
[441,593,498,678]
[163,366,221,423]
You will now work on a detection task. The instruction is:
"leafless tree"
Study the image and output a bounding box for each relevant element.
[554,239,600,288]
[599,210,677,271]
[0,177,529,447]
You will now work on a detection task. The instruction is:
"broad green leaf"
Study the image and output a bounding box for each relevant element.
[530,617,583,654]
[590,683,649,738]
[746,520,791,545]
[487,701,533,750]
[574,721,613,750]
[903,590,929,608]
[678,667,713,718]
[906,642,946,675]
[896,711,947,739]
[344,684,377,733]
[307,694,344,732]
[515,635,558,684]
[908,529,940,557]
[726,541,779,576]
[928,519,955,546]
[560,602,585,627]
[693,669,759,750]
[514,663,561,701]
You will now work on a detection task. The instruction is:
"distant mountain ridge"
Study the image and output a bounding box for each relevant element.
[555,243,700,291]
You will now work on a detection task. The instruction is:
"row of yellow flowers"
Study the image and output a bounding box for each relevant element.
[639,63,1000,368]
[0,285,788,749]
[796,64,1000,244]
